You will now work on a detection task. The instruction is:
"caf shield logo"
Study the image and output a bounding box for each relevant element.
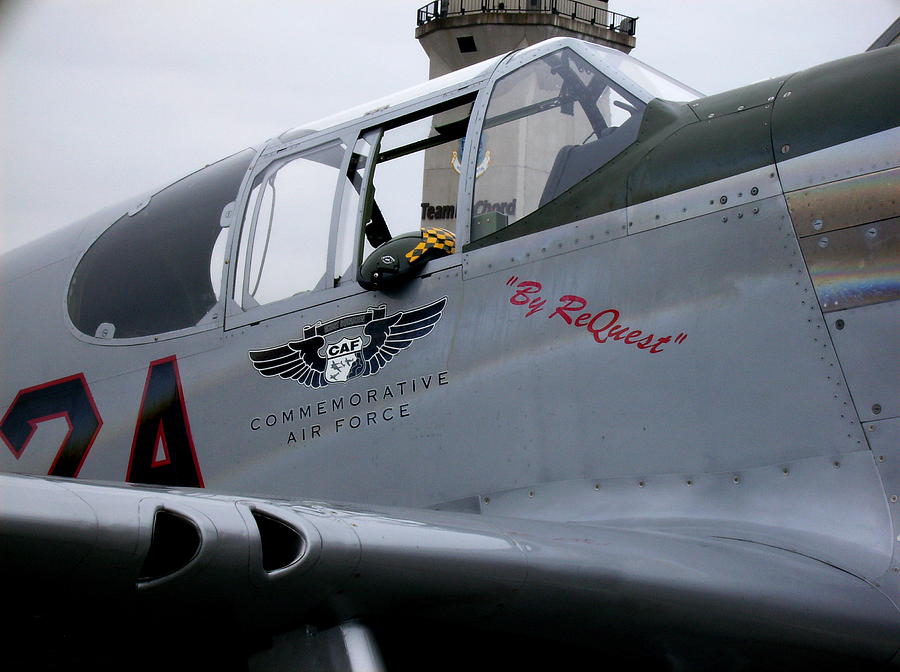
[325,337,362,383]
[248,297,447,389]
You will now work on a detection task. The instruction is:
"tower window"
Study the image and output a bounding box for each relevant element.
[456,36,477,53]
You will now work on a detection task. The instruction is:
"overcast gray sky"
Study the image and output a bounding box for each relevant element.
[1,0,897,252]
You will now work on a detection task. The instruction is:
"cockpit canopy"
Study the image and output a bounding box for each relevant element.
[67,150,253,339]
[66,38,700,342]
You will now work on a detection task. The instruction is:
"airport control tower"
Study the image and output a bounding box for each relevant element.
[414,1,638,234]
[416,0,636,78]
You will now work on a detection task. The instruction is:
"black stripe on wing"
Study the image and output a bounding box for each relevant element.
[360,297,447,376]
[248,335,328,388]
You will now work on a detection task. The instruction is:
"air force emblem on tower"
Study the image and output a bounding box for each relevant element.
[248,297,448,389]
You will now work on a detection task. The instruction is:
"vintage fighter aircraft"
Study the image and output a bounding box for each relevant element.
[1,37,898,670]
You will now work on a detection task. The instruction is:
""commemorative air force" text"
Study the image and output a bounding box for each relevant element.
[249,371,448,444]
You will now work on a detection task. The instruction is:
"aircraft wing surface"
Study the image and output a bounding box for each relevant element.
[1,473,897,665]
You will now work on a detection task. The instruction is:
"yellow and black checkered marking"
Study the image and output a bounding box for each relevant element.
[405,227,456,263]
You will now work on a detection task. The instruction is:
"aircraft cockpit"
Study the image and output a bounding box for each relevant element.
[65,38,700,343]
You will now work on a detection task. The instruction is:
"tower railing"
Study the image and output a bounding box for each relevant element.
[416,0,637,36]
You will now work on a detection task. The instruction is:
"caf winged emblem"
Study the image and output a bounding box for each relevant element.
[248,297,447,389]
